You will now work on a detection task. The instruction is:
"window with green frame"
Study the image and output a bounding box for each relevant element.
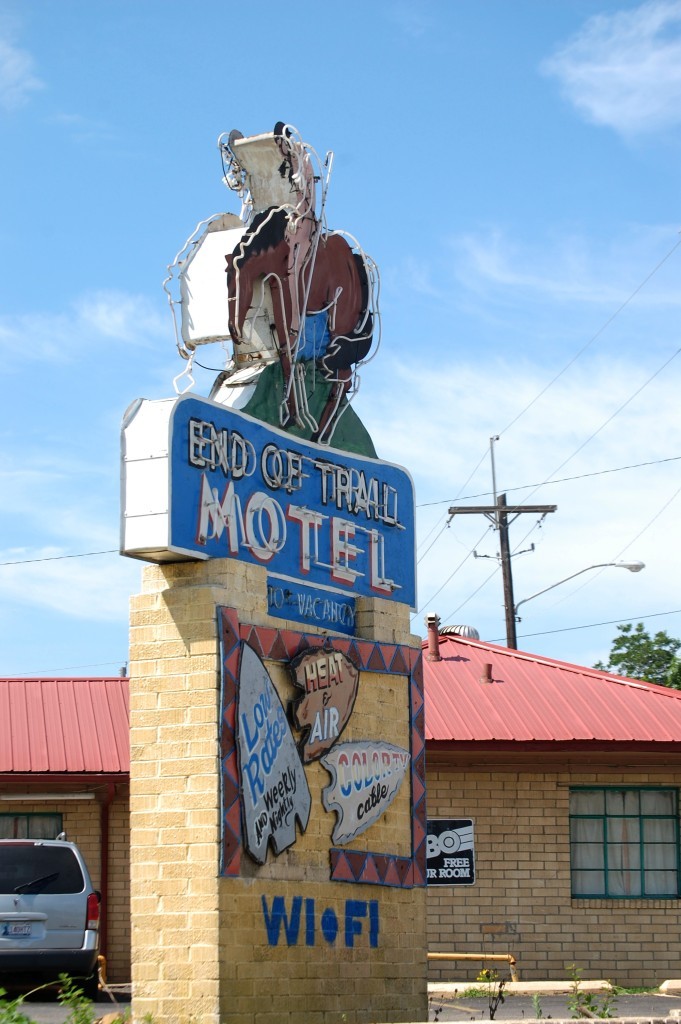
[570,787,680,898]
[0,813,63,839]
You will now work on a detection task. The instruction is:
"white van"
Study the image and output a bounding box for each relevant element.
[0,838,101,999]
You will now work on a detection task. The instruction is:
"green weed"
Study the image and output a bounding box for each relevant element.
[567,963,617,1019]
[0,987,34,1024]
[476,968,507,1020]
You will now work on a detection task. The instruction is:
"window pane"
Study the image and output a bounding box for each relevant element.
[28,816,61,839]
[0,846,84,894]
[0,815,62,840]
[641,790,675,815]
[606,790,639,815]
[608,817,640,843]
[572,870,605,895]
[0,817,18,839]
[572,842,604,870]
[572,819,603,843]
[608,843,641,871]
[571,791,604,814]
[608,870,641,897]
[644,841,677,870]
[644,819,676,844]
[0,815,27,838]
[644,869,678,895]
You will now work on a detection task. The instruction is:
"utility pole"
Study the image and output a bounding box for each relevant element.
[447,494,557,649]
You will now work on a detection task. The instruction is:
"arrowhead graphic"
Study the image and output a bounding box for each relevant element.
[237,643,311,864]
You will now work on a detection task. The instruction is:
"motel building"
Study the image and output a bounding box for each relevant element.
[424,623,681,988]
[3,626,681,989]
[0,676,130,984]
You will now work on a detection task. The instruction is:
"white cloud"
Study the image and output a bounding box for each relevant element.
[387,224,681,343]
[387,2,434,38]
[366,350,681,497]
[0,545,139,622]
[0,290,168,362]
[50,112,118,146]
[0,445,142,627]
[76,291,167,342]
[449,225,681,308]
[452,231,626,305]
[0,35,43,112]
[361,334,681,665]
[542,0,681,136]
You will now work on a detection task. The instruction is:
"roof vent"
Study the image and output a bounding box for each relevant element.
[479,663,493,684]
[424,612,442,662]
[440,624,480,640]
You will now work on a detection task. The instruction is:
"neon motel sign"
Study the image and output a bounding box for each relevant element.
[120,394,416,611]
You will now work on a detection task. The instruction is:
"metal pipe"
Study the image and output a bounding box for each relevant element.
[99,783,115,963]
[428,952,519,983]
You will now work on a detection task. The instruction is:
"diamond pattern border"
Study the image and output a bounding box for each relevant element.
[219,608,426,888]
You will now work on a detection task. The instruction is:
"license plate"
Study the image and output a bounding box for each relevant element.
[4,923,31,937]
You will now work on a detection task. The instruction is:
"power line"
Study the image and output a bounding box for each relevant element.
[413,239,681,576]
[615,482,681,558]
[6,660,127,678]
[15,610,679,675]
[417,518,451,565]
[444,495,556,647]
[419,343,681,616]
[438,513,549,626]
[544,345,681,484]
[425,240,681,618]
[416,454,681,508]
[489,607,681,643]
[485,343,681,520]
[0,455,677,570]
[431,479,681,640]
[498,234,681,437]
[558,480,681,606]
[417,444,491,556]
[412,526,491,619]
[0,549,118,567]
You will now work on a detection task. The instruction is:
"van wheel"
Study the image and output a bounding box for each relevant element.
[80,971,100,1001]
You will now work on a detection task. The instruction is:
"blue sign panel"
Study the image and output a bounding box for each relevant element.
[267,578,356,635]
[167,396,416,609]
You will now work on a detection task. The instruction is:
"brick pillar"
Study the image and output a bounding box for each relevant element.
[129,558,427,1024]
[129,560,261,1023]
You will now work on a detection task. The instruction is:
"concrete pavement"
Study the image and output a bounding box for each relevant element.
[12,980,681,1023]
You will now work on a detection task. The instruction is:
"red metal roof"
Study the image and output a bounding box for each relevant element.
[0,678,129,774]
[424,635,681,746]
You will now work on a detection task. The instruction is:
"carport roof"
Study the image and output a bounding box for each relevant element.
[424,634,681,747]
[0,677,129,774]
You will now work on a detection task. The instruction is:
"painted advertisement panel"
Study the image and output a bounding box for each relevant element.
[321,741,411,845]
[237,643,311,864]
[290,645,360,763]
[426,819,476,886]
[219,609,427,888]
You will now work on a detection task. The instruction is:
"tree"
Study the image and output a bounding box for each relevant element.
[594,622,681,688]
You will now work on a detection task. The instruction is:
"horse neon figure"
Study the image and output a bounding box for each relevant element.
[221,122,378,446]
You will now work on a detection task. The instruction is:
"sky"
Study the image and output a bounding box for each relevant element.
[1,0,680,677]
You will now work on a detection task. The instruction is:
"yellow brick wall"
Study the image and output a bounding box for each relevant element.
[107,791,131,983]
[426,763,681,988]
[129,558,427,1024]
[218,881,425,1023]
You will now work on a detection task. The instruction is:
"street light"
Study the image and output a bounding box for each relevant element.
[514,561,645,621]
